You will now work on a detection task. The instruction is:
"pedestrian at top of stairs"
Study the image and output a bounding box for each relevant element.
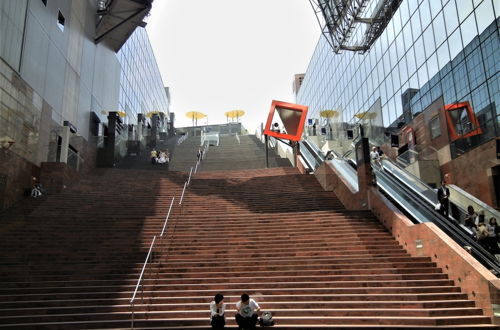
[197,147,203,161]
[150,149,157,164]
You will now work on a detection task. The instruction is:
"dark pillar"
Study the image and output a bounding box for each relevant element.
[355,137,372,209]
[101,111,119,167]
[293,141,300,168]
[150,114,159,148]
[265,135,269,168]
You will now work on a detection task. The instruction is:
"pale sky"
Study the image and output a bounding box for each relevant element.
[146,0,320,132]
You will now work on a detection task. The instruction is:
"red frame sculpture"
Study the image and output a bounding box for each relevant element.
[263,100,308,142]
[444,101,482,142]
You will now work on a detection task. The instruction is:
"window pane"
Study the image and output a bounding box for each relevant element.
[433,11,447,47]
[460,12,478,47]
[418,63,429,88]
[427,51,439,80]
[448,28,463,60]
[443,0,459,32]
[419,1,432,28]
[429,0,442,18]
[410,10,422,41]
[414,36,426,68]
[457,0,474,22]
[402,24,413,52]
[423,25,436,58]
[436,42,451,70]
[475,0,495,34]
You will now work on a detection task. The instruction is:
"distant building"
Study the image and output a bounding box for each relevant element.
[297,0,500,207]
[293,74,305,98]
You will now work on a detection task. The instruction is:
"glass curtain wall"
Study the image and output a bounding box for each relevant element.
[297,0,499,157]
[117,28,169,126]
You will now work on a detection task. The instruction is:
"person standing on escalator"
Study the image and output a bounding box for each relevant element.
[437,180,450,219]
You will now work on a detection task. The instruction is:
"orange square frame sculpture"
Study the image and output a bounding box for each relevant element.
[263,100,308,142]
[444,101,482,142]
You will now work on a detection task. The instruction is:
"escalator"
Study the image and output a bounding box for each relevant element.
[301,138,500,274]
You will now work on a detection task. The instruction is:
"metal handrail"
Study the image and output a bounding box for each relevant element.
[187,167,193,186]
[160,197,175,237]
[130,235,157,329]
[129,145,207,328]
[179,182,187,205]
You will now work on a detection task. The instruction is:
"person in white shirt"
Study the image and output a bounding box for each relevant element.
[370,146,381,165]
[210,293,225,329]
[235,293,260,330]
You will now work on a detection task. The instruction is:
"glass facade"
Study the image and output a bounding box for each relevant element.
[0,1,28,71]
[117,28,169,126]
[297,0,499,153]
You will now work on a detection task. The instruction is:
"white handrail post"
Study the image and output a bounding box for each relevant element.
[130,235,157,328]
[179,182,187,205]
[131,301,134,329]
[160,197,175,237]
[194,161,199,174]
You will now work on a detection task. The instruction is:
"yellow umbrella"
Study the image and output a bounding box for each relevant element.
[319,110,339,119]
[354,111,377,120]
[145,111,165,118]
[224,110,245,122]
[186,111,207,126]
[101,110,126,117]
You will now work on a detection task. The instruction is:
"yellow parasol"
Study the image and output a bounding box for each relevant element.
[224,110,245,122]
[185,111,207,126]
[319,110,339,119]
[101,110,127,117]
[354,111,377,120]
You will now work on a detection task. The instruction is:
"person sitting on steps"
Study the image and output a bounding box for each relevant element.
[235,293,260,330]
[210,293,226,330]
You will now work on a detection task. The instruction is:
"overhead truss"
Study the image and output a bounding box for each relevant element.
[309,0,403,53]
[95,0,153,52]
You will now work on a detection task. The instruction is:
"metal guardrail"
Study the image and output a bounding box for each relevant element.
[129,145,207,329]
[130,235,156,329]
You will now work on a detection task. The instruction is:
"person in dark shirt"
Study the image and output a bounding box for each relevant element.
[437,180,450,218]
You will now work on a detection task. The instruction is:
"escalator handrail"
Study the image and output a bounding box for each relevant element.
[302,140,326,165]
[300,140,500,273]
[373,164,500,274]
[380,158,470,225]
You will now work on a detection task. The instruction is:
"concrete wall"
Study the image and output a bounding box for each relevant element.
[0,0,119,209]
[21,0,120,141]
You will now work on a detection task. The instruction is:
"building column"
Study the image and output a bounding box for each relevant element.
[137,114,143,141]
[150,114,159,147]
[355,137,372,209]
[59,126,71,164]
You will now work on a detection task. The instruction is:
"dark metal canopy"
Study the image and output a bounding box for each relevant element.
[95,0,153,52]
[309,0,402,53]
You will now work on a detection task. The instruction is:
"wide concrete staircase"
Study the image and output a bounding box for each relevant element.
[0,162,496,327]
[0,169,187,329]
[168,135,291,172]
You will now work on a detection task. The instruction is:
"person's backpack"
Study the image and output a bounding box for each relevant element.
[259,311,275,326]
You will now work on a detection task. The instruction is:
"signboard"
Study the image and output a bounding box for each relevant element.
[263,100,308,142]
